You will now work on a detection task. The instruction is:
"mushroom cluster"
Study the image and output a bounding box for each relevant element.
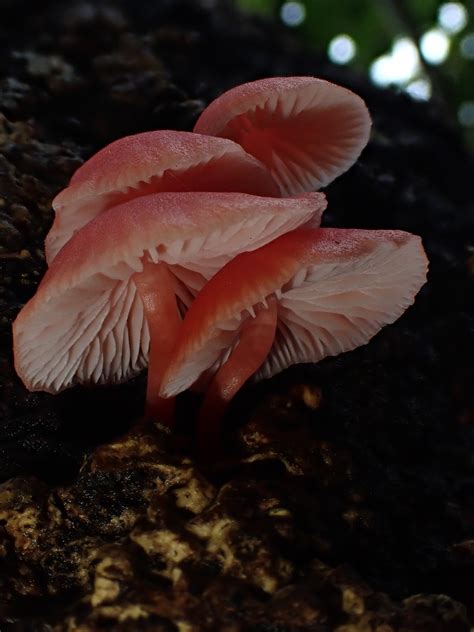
[13,77,428,440]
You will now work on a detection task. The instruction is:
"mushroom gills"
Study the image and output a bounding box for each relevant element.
[51,162,230,254]
[21,278,148,393]
[255,241,428,381]
[226,105,366,196]
[95,153,276,212]
[47,146,280,263]
[194,77,371,196]
[163,287,283,398]
[160,228,428,403]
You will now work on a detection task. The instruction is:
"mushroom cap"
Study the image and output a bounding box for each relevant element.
[160,228,428,397]
[14,191,326,393]
[46,130,280,262]
[193,76,371,196]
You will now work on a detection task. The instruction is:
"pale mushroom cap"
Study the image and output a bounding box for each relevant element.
[194,76,372,196]
[14,191,326,393]
[160,228,428,397]
[46,130,280,262]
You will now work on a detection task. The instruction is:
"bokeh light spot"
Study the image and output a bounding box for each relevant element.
[460,33,474,59]
[370,37,420,87]
[405,78,432,101]
[438,2,468,34]
[328,34,357,64]
[280,2,306,27]
[458,101,474,126]
[420,29,451,65]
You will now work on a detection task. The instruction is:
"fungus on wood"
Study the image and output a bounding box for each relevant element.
[194,77,371,195]
[46,131,280,262]
[13,191,326,427]
[13,75,428,453]
[160,228,428,449]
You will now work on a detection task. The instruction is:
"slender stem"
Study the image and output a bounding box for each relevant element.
[133,258,181,428]
[197,298,278,457]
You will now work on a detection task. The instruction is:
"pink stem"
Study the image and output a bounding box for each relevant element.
[133,259,181,429]
[198,298,278,455]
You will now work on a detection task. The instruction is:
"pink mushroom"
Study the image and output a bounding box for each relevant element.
[194,77,371,196]
[159,228,428,446]
[14,191,326,427]
[46,131,279,262]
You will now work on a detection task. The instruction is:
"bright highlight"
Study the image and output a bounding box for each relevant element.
[438,3,468,34]
[280,1,306,27]
[370,38,420,87]
[328,34,357,65]
[420,29,451,65]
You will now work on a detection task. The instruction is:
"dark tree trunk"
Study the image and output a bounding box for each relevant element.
[1,1,473,630]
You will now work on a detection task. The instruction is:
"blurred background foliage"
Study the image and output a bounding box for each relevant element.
[236,0,474,147]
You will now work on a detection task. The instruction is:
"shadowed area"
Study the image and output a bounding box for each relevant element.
[0,0,473,630]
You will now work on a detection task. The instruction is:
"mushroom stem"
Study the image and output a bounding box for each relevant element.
[198,298,278,455]
[133,258,181,428]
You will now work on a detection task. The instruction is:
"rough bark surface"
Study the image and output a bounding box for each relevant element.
[1,1,473,630]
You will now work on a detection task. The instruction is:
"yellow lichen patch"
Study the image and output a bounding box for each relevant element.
[187,512,293,594]
[154,461,195,492]
[89,432,166,472]
[7,508,40,553]
[91,575,121,608]
[116,603,150,622]
[188,517,236,569]
[131,528,194,584]
[242,447,306,477]
[268,507,291,518]
[259,496,291,518]
[61,618,85,632]
[288,383,323,410]
[0,481,47,555]
[174,475,215,514]
[302,385,322,409]
[254,557,294,594]
[132,528,193,563]
[90,554,133,607]
[342,586,365,616]
[335,615,393,632]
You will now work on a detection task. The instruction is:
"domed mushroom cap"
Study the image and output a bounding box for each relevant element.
[194,76,371,196]
[46,131,280,262]
[14,191,325,393]
[160,228,428,397]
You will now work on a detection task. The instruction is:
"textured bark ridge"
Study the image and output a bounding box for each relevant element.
[1,1,474,630]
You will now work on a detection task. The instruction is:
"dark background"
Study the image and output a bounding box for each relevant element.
[238,0,474,148]
[0,1,473,629]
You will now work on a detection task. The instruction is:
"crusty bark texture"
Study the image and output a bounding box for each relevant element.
[0,1,473,629]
